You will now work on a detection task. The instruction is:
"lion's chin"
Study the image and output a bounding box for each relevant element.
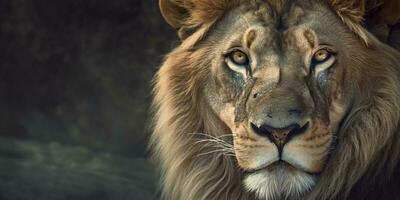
[244,162,316,200]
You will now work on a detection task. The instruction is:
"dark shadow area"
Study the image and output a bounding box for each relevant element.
[0,0,176,199]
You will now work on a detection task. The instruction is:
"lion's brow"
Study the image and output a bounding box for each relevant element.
[244,29,257,48]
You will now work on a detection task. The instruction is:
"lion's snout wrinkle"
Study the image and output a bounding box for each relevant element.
[248,86,311,129]
[250,107,306,129]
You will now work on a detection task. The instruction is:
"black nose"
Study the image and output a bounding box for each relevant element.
[250,122,309,151]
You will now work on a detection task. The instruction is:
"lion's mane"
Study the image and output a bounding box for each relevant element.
[150,0,400,199]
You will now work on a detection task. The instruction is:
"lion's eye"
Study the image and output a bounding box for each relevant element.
[311,48,336,76]
[225,50,250,77]
[312,49,331,64]
[229,50,249,66]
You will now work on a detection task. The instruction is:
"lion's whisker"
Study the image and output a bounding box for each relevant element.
[190,132,234,141]
[196,149,236,158]
[195,139,234,149]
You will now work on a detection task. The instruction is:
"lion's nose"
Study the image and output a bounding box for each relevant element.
[250,122,309,152]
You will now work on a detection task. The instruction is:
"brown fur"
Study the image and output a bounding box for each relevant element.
[152,0,400,199]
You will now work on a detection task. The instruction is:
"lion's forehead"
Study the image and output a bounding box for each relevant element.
[215,0,339,54]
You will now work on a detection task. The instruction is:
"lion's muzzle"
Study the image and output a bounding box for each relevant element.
[233,78,330,174]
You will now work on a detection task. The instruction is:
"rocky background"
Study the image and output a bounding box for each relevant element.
[0,0,176,199]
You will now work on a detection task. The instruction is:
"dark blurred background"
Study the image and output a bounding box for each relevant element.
[0,0,176,199]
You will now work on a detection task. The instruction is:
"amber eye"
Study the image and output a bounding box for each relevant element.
[229,50,249,66]
[312,49,331,63]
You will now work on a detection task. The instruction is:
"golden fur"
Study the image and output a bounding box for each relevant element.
[151,0,400,199]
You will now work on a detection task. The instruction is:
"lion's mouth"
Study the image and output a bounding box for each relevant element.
[245,160,317,175]
[246,160,294,172]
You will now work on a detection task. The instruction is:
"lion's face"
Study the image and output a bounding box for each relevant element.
[156,0,400,199]
[203,1,354,198]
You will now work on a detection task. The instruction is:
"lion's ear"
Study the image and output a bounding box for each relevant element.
[159,0,238,40]
[327,0,400,45]
[159,0,188,30]
[159,0,195,39]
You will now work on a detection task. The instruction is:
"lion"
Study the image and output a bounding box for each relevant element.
[150,0,400,199]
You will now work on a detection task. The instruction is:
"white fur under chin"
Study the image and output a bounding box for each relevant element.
[244,167,315,200]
